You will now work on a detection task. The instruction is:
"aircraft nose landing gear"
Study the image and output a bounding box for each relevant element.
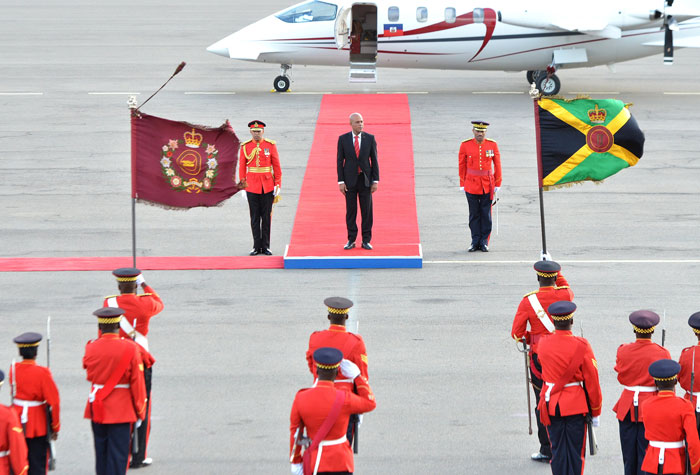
[274,64,292,92]
[526,67,561,96]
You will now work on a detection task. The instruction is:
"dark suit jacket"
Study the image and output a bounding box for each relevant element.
[337,131,379,188]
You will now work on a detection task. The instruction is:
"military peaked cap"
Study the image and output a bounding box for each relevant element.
[471,121,489,130]
[248,120,266,130]
[548,301,577,321]
[313,347,343,370]
[648,359,680,381]
[13,332,42,347]
[324,297,353,315]
[534,260,561,278]
[93,307,125,324]
[112,267,140,282]
[629,310,660,333]
[688,312,700,332]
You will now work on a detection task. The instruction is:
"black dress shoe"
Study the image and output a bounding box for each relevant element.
[480,244,489,252]
[344,241,356,250]
[249,248,261,256]
[468,244,478,252]
[262,248,272,255]
[361,242,372,250]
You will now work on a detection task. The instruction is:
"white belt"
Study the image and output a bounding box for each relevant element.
[89,383,130,402]
[687,391,700,412]
[649,440,684,465]
[0,450,9,457]
[12,399,46,424]
[624,385,657,407]
[334,379,353,384]
[544,381,582,402]
[313,435,347,475]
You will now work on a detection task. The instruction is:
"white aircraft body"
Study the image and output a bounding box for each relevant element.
[207,0,700,94]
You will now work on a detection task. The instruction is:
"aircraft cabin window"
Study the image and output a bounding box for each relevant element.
[416,7,428,22]
[388,6,400,22]
[445,7,456,24]
[276,1,338,23]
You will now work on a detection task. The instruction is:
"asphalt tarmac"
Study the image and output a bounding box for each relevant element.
[2,1,700,473]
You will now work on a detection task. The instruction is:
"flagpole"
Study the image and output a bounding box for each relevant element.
[530,84,547,254]
[128,96,138,267]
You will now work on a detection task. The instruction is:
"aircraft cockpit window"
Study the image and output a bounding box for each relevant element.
[416,7,428,22]
[445,7,456,24]
[276,1,338,23]
[388,6,400,22]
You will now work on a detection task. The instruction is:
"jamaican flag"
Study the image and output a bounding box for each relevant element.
[535,98,644,190]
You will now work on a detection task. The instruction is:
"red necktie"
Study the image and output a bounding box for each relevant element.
[354,135,361,174]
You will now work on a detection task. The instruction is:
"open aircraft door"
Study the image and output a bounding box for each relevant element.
[335,5,352,49]
[336,3,377,83]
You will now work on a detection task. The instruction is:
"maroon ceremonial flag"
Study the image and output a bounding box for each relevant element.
[131,112,240,208]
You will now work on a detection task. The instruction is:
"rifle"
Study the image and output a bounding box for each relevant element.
[516,338,533,435]
[131,319,140,456]
[291,422,310,462]
[662,309,667,347]
[11,359,16,407]
[689,347,696,475]
[580,323,598,456]
[46,316,57,470]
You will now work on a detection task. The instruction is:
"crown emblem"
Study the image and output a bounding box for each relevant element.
[184,128,203,148]
[588,104,607,124]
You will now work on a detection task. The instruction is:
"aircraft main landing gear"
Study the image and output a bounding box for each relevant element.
[526,68,561,96]
[274,64,292,92]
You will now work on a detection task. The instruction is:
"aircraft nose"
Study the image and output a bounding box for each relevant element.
[206,41,230,58]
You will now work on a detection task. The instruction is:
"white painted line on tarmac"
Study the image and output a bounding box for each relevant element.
[567,91,619,95]
[663,92,700,95]
[377,91,429,94]
[0,92,43,95]
[472,91,523,94]
[283,92,333,95]
[88,92,141,95]
[424,259,700,264]
[184,91,236,95]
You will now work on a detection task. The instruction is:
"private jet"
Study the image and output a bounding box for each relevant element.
[207,0,700,94]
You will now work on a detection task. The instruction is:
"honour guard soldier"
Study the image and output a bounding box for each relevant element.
[678,311,700,432]
[536,301,602,475]
[290,348,376,475]
[83,308,147,475]
[458,120,502,252]
[237,120,282,256]
[0,370,29,475]
[9,332,60,475]
[510,260,573,462]
[104,267,162,469]
[613,311,670,475]
[641,359,700,474]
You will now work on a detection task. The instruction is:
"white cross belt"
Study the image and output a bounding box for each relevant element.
[313,435,348,475]
[12,398,46,424]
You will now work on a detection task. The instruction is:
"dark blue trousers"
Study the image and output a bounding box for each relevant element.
[530,355,552,457]
[547,413,587,475]
[246,191,274,250]
[91,422,131,475]
[619,412,648,475]
[26,436,48,475]
[465,192,491,247]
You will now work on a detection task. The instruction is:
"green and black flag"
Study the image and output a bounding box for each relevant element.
[535,98,645,190]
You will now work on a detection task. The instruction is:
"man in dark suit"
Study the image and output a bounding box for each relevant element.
[337,113,379,250]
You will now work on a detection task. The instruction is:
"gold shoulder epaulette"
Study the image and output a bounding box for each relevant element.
[264,138,276,145]
[461,138,473,143]
[139,293,153,297]
[240,139,253,146]
[104,295,118,299]
[523,289,539,298]
[554,285,570,290]
[485,138,497,143]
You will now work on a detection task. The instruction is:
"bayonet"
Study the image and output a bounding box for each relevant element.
[516,338,533,435]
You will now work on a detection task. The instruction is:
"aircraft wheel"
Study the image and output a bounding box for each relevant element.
[537,74,561,96]
[273,75,290,92]
[526,70,535,84]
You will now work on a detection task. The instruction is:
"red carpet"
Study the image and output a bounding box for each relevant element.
[285,94,421,269]
[0,256,283,272]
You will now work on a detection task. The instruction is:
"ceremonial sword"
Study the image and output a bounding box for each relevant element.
[516,337,533,435]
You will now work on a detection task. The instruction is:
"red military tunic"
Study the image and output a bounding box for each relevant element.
[613,339,670,422]
[458,138,502,196]
[103,285,163,368]
[641,390,700,474]
[306,325,368,392]
[238,138,281,194]
[537,330,602,419]
[83,334,147,424]
[289,378,376,473]
[9,360,60,438]
[0,404,28,475]
[679,343,700,408]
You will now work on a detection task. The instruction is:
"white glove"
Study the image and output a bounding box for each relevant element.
[592,416,600,427]
[494,186,500,194]
[459,186,464,192]
[273,185,280,197]
[135,274,145,286]
[290,463,303,475]
[540,251,552,261]
[135,419,143,429]
[339,359,361,380]
[358,414,364,426]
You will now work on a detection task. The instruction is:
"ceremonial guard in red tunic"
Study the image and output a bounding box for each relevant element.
[306,297,369,448]
[458,120,502,252]
[103,267,162,469]
[641,359,700,474]
[237,120,282,256]
[9,333,60,475]
[537,301,602,475]
[84,308,147,475]
[290,348,376,475]
[613,311,670,475]
[510,260,573,463]
[678,312,700,434]
[0,370,29,475]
